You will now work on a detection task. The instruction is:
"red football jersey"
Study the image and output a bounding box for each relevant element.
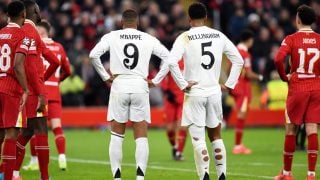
[42,38,71,101]
[275,29,320,92]
[161,60,184,104]
[22,20,60,96]
[237,43,252,82]
[0,23,29,97]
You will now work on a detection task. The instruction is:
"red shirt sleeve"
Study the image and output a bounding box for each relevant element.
[59,46,71,81]
[274,36,292,82]
[26,54,44,95]
[16,35,30,55]
[41,41,60,81]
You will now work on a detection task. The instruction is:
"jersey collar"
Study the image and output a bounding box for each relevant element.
[24,19,36,28]
[42,37,54,43]
[298,28,313,32]
[237,43,248,51]
[7,22,20,28]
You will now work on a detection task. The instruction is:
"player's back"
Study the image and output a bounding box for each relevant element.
[107,28,164,93]
[179,26,231,96]
[42,38,66,100]
[42,38,63,83]
[285,30,320,91]
[0,23,28,97]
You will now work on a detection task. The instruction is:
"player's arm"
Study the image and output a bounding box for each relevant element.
[151,37,189,90]
[223,35,244,89]
[14,52,29,110]
[42,41,60,81]
[274,37,291,82]
[245,68,263,81]
[89,34,111,82]
[59,47,71,81]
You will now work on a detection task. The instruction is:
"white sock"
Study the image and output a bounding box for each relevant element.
[58,154,66,161]
[135,137,149,179]
[31,156,38,164]
[212,139,226,179]
[109,131,124,179]
[13,170,19,177]
[308,171,315,176]
[189,125,210,179]
[282,170,291,176]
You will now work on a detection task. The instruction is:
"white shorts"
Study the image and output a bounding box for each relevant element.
[181,93,223,128]
[107,92,150,123]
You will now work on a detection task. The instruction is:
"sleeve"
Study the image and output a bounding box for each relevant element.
[274,36,292,82]
[41,41,60,81]
[89,34,111,81]
[16,35,30,55]
[152,36,188,90]
[26,54,44,95]
[223,35,244,89]
[59,45,71,81]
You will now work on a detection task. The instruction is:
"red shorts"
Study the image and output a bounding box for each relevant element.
[0,93,26,128]
[48,100,62,119]
[26,95,48,118]
[230,90,251,113]
[286,91,320,125]
[163,100,183,122]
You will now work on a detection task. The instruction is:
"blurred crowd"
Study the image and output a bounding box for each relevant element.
[0,0,319,107]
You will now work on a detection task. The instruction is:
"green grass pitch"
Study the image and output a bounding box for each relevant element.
[19,128,317,179]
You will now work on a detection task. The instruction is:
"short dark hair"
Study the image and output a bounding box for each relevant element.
[188,2,207,20]
[22,0,36,17]
[7,1,25,18]
[297,5,316,25]
[240,30,254,42]
[37,20,51,33]
[122,9,138,22]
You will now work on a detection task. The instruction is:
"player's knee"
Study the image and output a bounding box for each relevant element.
[5,128,19,140]
[305,123,318,136]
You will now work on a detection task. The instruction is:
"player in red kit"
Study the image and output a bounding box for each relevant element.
[274,5,320,180]
[162,60,187,160]
[23,20,71,171]
[0,1,29,179]
[230,30,263,155]
[12,1,59,180]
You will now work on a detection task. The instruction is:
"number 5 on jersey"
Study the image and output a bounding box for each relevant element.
[201,42,215,70]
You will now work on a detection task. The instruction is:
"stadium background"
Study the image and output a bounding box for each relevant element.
[1,0,317,128]
[0,0,319,179]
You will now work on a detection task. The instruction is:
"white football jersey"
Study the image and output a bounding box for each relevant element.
[163,26,244,97]
[89,28,187,93]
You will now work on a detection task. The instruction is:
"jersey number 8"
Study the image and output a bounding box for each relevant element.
[123,43,139,70]
[0,44,11,72]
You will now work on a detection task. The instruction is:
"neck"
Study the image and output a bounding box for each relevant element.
[10,19,22,26]
[123,24,137,29]
[298,25,312,30]
[191,19,205,27]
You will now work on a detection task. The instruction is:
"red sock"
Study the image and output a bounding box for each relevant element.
[307,133,318,172]
[235,118,245,145]
[30,135,37,156]
[283,135,296,172]
[166,130,176,147]
[177,129,187,153]
[2,138,16,180]
[15,134,29,171]
[35,134,49,180]
[53,127,66,154]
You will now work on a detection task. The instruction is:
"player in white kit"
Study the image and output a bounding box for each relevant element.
[89,9,193,180]
[153,3,244,180]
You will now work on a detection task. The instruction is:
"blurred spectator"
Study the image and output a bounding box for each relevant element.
[60,66,85,106]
